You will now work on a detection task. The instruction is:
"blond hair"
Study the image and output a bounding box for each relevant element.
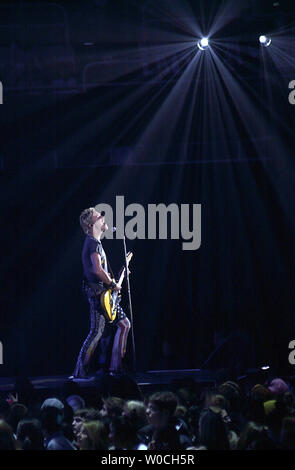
[79,207,95,234]
[82,420,108,450]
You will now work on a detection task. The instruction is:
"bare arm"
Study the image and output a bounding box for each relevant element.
[90,252,121,291]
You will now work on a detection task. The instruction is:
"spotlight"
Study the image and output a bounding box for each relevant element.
[197,37,209,51]
[259,35,271,47]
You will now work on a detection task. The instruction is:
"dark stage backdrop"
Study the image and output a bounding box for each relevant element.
[0,0,295,378]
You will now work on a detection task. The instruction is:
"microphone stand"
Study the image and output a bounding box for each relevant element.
[123,234,136,372]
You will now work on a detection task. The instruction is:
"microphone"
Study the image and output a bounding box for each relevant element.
[112,227,116,232]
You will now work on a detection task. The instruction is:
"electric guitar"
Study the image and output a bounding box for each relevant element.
[100,251,133,323]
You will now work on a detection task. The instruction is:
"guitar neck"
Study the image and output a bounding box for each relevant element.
[115,252,132,289]
[117,268,125,288]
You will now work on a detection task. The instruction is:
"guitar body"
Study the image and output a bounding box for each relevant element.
[100,286,121,323]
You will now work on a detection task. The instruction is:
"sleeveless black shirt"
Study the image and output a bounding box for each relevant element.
[82,235,110,291]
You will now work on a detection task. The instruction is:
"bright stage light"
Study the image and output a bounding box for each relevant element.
[197,37,209,51]
[259,35,271,47]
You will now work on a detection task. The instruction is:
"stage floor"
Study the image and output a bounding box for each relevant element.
[0,369,216,394]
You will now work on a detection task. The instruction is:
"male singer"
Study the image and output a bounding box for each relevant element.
[72,207,130,378]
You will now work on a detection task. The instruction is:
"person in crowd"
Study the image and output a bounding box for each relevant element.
[251,384,274,402]
[282,390,295,415]
[264,395,289,445]
[280,416,295,449]
[268,378,289,397]
[8,403,28,435]
[61,402,75,444]
[72,408,101,447]
[175,386,197,410]
[40,398,76,450]
[174,405,188,421]
[16,419,44,450]
[245,387,269,425]
[0,419,20,450]
[185,405,202,445]
[0,399,11,422]
[76,420,108,450]
[66,395,85,412]
[202,391,240,449]
[204,390,229,411]
[218,382,245,433]
[122,400,147,430]
[99,397,125,420]
[108,415,147,450]
[138,391,192,449]
[198,407,230,450]
[237,421,277,450]
[148,425,183,451]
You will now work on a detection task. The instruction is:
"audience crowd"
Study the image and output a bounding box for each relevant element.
[0,373,295,450]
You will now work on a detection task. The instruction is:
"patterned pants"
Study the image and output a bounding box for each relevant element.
[73,291,130,378]
[109,306,131,372]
